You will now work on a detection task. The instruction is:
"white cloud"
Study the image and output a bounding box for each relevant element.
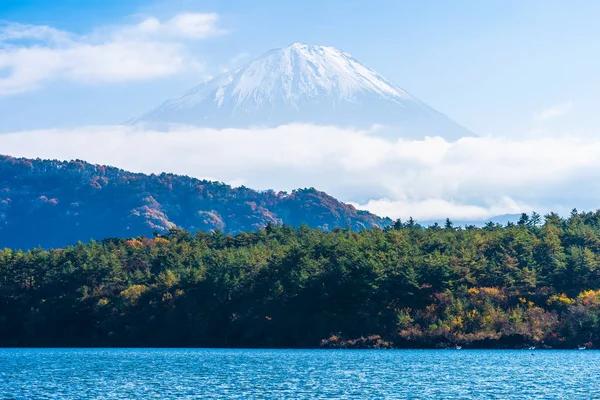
[1,124,599,221]
[356,197,529,222]
[534,101,573,122]
[116,13,225,40]
[0,23,72,43]
[0,13,224,95]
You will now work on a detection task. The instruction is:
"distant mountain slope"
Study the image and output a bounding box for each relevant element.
[131,43,472,140]
[0,155,389,249]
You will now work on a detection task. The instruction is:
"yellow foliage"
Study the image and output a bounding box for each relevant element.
[154,237,169,246]
[470,287,505,303]
[481,287,501,297]
[157,269,180,288]
[125,239,144,249]
[547,293,575,306]
[578,289,600,306]
[452,316,463,329]
[482,315,493,327]
[120,285,148,306]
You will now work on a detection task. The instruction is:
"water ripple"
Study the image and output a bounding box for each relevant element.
[0,349,598,399]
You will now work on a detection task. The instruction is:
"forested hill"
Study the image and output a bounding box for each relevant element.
[0,155,389,249]
[3,213,600,348]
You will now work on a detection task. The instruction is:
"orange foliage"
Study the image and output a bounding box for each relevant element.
[125,239,144,250]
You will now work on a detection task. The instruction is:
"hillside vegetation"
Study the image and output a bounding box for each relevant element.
[2,211,600,348]
[0,155,387,249]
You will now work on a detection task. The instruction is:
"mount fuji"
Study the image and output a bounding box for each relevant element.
[131,43,472,140]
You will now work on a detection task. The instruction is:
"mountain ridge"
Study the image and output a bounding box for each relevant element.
[0,154,390,249]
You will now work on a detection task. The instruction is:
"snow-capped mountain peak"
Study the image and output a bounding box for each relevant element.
[131,43,472,140]
[225,42,409,102]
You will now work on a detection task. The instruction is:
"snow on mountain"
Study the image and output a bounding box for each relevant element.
[131,43,473,140]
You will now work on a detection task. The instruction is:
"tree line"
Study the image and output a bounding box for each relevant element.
[2,210,600,348]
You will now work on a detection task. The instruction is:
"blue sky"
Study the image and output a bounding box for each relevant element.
[1,0,599,135]
[1,0,600,221]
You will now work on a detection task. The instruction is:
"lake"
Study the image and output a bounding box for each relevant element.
[0,349,597,399]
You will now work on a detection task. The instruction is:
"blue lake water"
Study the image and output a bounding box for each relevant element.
[0,348,598,399]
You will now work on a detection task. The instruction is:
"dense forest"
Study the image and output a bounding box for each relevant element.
[0,155,387,249]
[2,210,600,349]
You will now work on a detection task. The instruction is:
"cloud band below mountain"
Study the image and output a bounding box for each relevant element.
[0,124,596,221]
